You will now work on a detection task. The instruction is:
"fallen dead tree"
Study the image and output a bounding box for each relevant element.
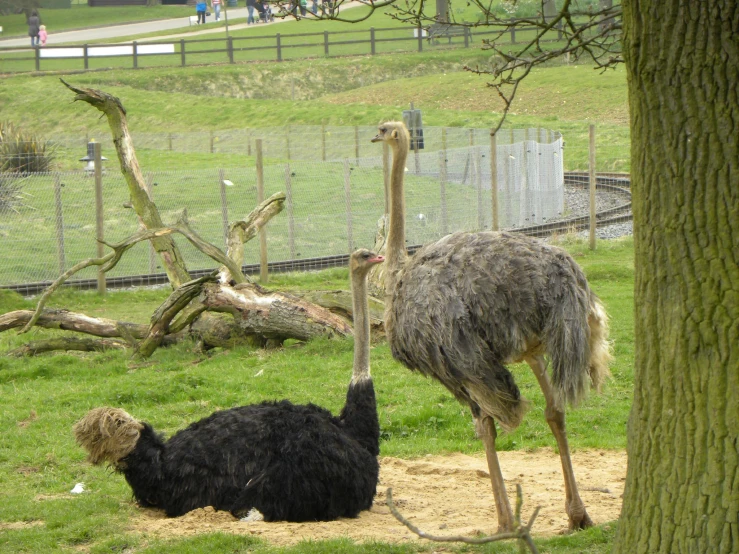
[0,81,374,358]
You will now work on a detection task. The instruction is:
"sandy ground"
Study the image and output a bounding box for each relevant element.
[129,449,626,546]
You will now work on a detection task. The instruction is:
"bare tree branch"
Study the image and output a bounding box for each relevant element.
[385,486,540,552]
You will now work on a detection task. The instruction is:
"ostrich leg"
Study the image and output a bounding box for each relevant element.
[476,415,515,533]
[527,355,593,531]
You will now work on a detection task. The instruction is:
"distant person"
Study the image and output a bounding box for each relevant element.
[246,0,256,24]
[27,10,40,46]
[311,0,317,15]
[196,0,207,24]
[263,2,272,22]
[38,24,47,46]
[210,0,222,21]
[299,0,307,16]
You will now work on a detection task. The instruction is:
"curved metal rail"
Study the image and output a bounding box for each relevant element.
[3,175,632,296]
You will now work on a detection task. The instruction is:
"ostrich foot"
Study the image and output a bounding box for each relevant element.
[567,501,593,531]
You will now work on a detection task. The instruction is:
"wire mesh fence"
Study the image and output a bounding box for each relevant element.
[0,124,631,289]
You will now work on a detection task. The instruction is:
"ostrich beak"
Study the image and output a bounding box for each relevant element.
[369,255,385,264]
[370,133,383,143]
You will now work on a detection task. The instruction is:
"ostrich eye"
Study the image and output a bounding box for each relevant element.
[379,127,386,133]
[362,253,370,258]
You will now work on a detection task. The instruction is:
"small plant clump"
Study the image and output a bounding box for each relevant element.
[0,120,56,174]
[0,120,54,214]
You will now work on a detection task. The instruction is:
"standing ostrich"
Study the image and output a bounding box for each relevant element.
[74,249,384,521]
[371,122,611,532]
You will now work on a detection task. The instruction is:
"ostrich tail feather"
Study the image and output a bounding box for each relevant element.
[587,296,613,393]
[73,407,143,466]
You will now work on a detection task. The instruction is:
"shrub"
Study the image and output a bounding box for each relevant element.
[0,120,56,174]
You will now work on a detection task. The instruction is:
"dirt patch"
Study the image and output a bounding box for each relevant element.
[0,521,44,531]
[128,449,626,546]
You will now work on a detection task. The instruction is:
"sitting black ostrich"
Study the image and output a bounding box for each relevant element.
[74,249,385,521]
[371,122,612,532]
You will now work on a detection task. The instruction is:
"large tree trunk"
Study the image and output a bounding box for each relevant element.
[615,2,738,553]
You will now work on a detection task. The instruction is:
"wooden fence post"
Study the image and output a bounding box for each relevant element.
[354,125,360,163]
[286,124,291,160]
[370,27,376,55]
[475,146,484,230]
[168,133,173,151]
[256,139,269,282]
[324,30,329,55]
[218,169,230,248]
[180,39,185,66]
[133,41,138,69]
[53,174,66,274]
[469,128,474,146]
[439,150,448,235]
[93,143,106,295]
[589,124,597,250]
[417,25,423,52]
[490,133,499,231]
[83,44,89,70]
[247,128,252,156]
[510,19,516,43]
[35,46,40,71]
[146,173,157,274]
[228,36,234,63]
[382,142,390,216]
[343,159,353,253]
[321,121,327,161]
[276,33,282,61]
[284,163,296,259]
[210,130,215,154]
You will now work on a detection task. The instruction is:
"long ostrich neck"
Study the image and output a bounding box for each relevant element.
[351,270,371,382]
[385,140,409,295]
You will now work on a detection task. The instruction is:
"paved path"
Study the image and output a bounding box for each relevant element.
[0,7,265,48]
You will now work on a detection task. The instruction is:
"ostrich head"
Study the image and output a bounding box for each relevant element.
[350,249,384,277]
[74,407,143,466]
[370,121,411,152]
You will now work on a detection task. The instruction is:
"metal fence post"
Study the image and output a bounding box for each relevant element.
[343,159,353,253]
[490,133,499,231]
[218,168,230,248]
[256,139,268,282]
[589,124,597,250]
[180,39,186,66]
[439,150,448,235]
[276,33,282,61]
[53,174,66,274]
[93,143,106,295]
[370,27,376,55]
[324,30,329,56]
[284,163,296,259]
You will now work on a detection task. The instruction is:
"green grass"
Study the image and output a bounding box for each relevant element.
[0,5,195,38]
[0,236,632,553]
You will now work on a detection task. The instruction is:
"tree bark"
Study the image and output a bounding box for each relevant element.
[8,337,129,357]
[615,2,739,552]
[0,309,148,338]
[201,283,352,342]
